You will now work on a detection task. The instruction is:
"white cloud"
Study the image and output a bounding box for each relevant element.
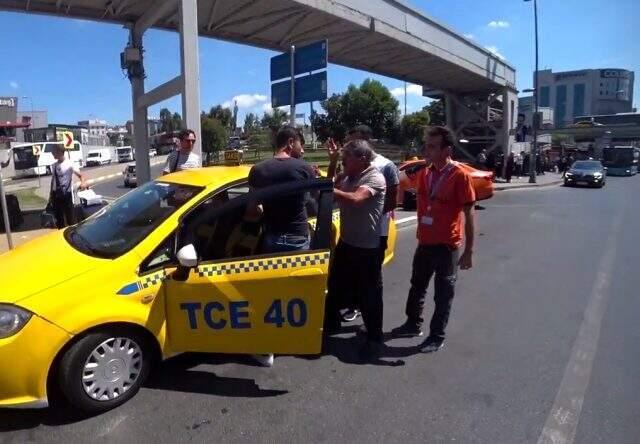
[390,84,423,98]
[260,102,290,115]
[464,33,475,40]
[222,93,267,109]
[488,20,510,29]
[485,46,506,60]
[9,81,18,89]
[262,103,274,114]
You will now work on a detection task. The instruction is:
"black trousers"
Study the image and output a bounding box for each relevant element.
[405,245,459,340]
[52,193,75,229]
[344,236,387,310]
[325,240,384,343]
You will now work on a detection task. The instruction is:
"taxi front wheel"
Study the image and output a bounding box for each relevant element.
[57,329,152,413]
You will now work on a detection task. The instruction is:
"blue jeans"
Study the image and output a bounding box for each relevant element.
[261,232,310,254]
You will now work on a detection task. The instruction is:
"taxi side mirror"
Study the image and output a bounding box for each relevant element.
[177,244,198,268]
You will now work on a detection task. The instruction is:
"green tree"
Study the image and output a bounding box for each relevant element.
[311,79,400,142]
[423,99,445,127]
[207,105,233,129]
[172,112,183,131]
[243,112,260,134]
[260,108,289,130]
[401,108,431,146]
[159,108,174,133]
[261,108,289,148]
[200,116,227,165]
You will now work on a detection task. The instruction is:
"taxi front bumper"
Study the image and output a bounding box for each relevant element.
[0,314,72,409]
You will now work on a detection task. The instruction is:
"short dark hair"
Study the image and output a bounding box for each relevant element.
[425,126,455,149]
[179,129,196,140]
[348,124,373,140]
[276,125,304,148]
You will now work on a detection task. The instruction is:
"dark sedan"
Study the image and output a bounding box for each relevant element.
[564,160,606,188]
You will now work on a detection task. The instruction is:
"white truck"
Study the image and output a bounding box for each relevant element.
[116,146,135,163]
[86,148,112,167]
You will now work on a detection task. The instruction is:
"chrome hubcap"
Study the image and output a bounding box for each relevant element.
[82,337,143,402]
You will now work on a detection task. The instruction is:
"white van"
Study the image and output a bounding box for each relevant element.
[86,149,112,166]
[116,146,134,163]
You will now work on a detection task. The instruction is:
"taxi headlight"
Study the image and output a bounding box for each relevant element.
[0,305,32,339]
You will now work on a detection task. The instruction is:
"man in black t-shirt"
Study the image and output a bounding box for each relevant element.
[249,125,315,253]
[247,125,315,368]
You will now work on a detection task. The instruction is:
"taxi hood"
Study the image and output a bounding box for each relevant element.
[0,230,105,304]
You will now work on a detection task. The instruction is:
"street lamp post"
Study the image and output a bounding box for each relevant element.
[525,0,539,183]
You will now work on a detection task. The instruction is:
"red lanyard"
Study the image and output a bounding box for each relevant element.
[426,163,454,207]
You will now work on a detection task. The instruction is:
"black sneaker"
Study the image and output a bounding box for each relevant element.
[359,341,382,361]
[342,309,360,322]
[390,322,424,338]
[419,336,445,353]
[356,324,368,336]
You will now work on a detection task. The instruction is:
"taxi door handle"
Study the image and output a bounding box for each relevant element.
[289,268,324,278]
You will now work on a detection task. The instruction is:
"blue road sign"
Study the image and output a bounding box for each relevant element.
[270,40,328,82]
[271,71,328,107]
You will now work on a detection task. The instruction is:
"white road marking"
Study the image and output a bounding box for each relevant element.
[537,210,623,444]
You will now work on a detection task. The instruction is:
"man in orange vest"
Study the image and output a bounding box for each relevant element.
[391,126,476,353]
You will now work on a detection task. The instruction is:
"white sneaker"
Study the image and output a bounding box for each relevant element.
[252,353,274,367]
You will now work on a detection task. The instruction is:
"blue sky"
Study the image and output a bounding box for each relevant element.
[1,0,638,126]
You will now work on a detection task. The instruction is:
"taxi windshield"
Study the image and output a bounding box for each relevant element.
[66,181,202,258]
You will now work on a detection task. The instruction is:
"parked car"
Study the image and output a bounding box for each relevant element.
[564,160,606,188]
[149,149,157,158]
[123,163,136,187]
[397,159,495,210]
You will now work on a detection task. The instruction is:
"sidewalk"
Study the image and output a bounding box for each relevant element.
[494,172,564,191]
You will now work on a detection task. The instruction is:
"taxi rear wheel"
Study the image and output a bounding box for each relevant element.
[57,329,152,413]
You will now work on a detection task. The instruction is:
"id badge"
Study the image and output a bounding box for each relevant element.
[420,216,434,226]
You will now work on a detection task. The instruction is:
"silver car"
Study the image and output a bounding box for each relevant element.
[123,164,136,187]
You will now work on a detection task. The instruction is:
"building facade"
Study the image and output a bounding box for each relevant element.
[16,110,48,142]
[535,68,635,128]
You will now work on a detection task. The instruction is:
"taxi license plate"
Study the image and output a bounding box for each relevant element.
[224,150,241,162]
[577,181,588,185]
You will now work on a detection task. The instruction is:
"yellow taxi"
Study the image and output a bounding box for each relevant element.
[0,166,396,413]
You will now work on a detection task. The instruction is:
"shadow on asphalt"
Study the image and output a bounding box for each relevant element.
[319,325,420,367]
[0,353,287,432]
[144,352,289,398]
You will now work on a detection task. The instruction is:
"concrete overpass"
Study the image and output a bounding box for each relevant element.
[1,0,519,182]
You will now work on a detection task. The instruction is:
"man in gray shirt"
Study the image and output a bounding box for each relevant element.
[325,139,386,360]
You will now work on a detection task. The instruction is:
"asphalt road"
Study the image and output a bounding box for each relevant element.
[2,176,640,443]
[91,162,167,201]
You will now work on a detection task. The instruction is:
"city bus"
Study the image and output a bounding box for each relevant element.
[12,141,83,177]
[602,146,639,176]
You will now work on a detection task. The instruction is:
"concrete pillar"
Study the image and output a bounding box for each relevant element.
[501,87,518,176]
[179,0,202,164]
[130,31,151,185]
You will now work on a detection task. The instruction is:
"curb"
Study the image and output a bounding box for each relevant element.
[495,180,564,191]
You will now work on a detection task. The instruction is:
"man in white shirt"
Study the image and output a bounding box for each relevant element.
[50,144,87,228]
[163,129,201,174]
